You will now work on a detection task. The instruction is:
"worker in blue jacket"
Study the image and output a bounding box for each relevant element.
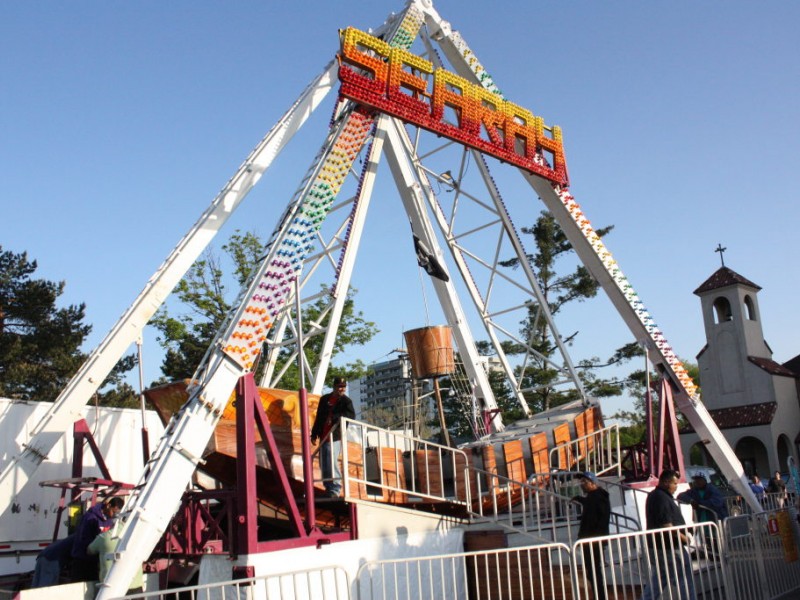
[678,473,728,522]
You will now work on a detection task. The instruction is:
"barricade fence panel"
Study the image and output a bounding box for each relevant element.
[355,543,572,600]
[118,566,350,600]
[573,522,727,600]
[106,511,799,600]
[724,508,800,600]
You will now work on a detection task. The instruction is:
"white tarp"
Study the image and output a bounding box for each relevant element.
[0,399,164,548]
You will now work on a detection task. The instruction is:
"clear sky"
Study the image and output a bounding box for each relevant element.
[2,1,799,417]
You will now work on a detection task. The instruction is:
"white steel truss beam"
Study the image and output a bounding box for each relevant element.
[0,59,338,520]
[382,116,503,431]
[388,112,590,415]
[418,3,759,510]
[97,6,429,596]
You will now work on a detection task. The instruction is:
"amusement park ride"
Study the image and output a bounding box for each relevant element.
[0,0,762,596]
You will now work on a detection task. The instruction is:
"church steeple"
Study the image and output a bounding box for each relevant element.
[694,266,766,358]
[695,264,772,409]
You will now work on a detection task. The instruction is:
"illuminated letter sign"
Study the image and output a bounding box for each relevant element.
[338,28,568,187]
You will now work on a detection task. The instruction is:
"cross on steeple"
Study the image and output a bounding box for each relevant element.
[715,243,727,267]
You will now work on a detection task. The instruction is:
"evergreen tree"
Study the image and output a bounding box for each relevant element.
[0,246,136,405]
[498,211,627,413]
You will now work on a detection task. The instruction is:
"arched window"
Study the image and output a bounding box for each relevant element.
[713,297,732,324]
[744,295,757,321]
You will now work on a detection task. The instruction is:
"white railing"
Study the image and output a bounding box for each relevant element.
[724,508,800,600]
[339,418,472,505]
[356,523,727,600]
[548,424,621,476]
[338,418,584,543]
[467,466,581,544]
[725,491,795,517]
[120,565,350,600]
[576,522,727,600]
[355,542,572,600]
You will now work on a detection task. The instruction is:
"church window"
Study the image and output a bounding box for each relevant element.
[713,297,732,324]
[744,295,757,321]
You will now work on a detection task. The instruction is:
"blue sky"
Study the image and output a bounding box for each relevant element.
[2,2,799,417]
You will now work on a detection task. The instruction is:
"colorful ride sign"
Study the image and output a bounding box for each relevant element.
[338,28,569,187]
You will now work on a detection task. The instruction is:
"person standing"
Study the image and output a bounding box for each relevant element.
[677,473,728,522]
[70,497,124,582]
[767,471,787,509]
[571,472,611,600]
[31,534,74,588]
[750,475,766,506]
[640,470,696,600]
[311,377,355,497]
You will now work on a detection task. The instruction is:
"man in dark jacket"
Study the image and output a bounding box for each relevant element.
[311,377,356,497]
[677,473,727,522]
[640,470,696,600]
[70,497,123,582]
[572,472,611,600]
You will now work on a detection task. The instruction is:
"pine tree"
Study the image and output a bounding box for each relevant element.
[0,246,138,405]
[0,247,90,400]
[499,211,629,413]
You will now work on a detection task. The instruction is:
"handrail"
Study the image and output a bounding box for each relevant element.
[466,466,581,545]
[594,475,650,509]
[609,509,641,532]
[547,424,621,476]
[339,417,472,504]
[338,417,584,544]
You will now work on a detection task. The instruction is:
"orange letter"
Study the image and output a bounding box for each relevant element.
[502,101,538,162]
[472,86,505,148]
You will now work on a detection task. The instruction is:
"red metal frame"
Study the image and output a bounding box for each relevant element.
[156,489,234,556]
[234,374,355,555]
[654,378,685,478]
[622,377,686,485]
[41,419,133,541]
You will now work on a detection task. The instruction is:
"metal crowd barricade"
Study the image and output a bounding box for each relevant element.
[119,566,350,600]
[726,492,793,517]
[355,542,572,600]
[724,508,800,600]
[572,522,727,600]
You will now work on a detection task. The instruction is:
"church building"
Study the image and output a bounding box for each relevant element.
[680,265,800,479]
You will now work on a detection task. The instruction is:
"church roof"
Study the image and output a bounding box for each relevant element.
[681,401,777,433]
[748,356,798,378]
[693,266,761,295]
[782,353,800,376]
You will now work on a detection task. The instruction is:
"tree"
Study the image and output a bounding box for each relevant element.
[151,231,263,381]
[498,210,627,413]
[0,246,136,405]
[612,359,700,448]
[151,230,378,387]
[267,285,377,390]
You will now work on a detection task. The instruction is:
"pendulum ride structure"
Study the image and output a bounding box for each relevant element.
[0,2,761,597]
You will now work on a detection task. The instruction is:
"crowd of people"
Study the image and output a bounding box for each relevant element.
[571,465,796,600]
